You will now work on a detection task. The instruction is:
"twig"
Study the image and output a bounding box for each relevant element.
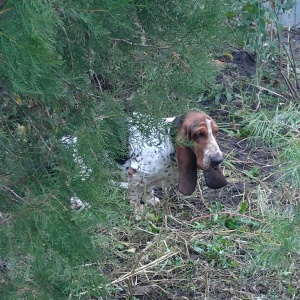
[279,31,299,90]
[1,186,24,202]
[59,76,102,99]
[172,52,190,72]
[27,117,51,151]
[111,251,179,284]
[287,31,300,89]
[111,38,170,49]
[249,83,286,99]
[131,238,157,272]
[0,8,11,16]
[292,22,300,29]
[204,267,210,300]
[75,263,100,269]
[74,9,108,13]
[189,211,265,224]
[272,59,299,99]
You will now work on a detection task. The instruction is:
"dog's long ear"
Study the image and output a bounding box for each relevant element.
[176,146,198,195]
[170,115,184,144]
[172,115,198,195]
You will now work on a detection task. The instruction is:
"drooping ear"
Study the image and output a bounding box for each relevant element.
[170,115,184,143]
[203,166,228,189]
[176,146,198,195]
[172,115,197,195]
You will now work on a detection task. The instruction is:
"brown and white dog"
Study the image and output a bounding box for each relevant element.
[122,111,227,211]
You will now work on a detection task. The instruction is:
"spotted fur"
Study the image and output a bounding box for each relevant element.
[121,111,227,212]
[62,111,227,212]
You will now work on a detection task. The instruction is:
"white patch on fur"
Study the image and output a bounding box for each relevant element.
[164,117,176,123]
[203,119,223,169]
[70,196,90,210]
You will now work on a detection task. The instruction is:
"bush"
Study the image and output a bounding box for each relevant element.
[0,0,233,298]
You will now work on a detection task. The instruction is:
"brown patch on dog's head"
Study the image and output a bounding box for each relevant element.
[174,111,227,194]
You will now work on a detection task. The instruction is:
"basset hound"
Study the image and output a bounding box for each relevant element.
[121,111,228,212]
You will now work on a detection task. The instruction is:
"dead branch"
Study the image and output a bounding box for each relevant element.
[111,38,169,49]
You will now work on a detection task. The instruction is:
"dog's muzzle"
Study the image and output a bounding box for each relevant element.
[203,164,227,189]
[210,154,223,167]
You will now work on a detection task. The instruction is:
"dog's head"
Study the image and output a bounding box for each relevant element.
[173,111,227,195]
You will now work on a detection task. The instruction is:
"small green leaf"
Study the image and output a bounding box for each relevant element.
[193,246,204,254]
[225,217,240,230]
[116,243,125,250]
[226,92,233,102]
[238,127,251,138]
[149,223,160,234]
[213,214,219,222]
[231,261,239,268]
[249,166,260,177]
[241,201,247,214]
[191,222,206,229]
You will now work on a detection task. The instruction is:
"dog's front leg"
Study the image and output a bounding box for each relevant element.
[128,168,160,213]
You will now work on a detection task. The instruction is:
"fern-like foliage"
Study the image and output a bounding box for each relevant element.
[0,0,234,298]
[255,210,300,272]
[247,105,300,188]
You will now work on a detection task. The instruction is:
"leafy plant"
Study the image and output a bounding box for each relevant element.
[0,0,236,298]
[192,236,238,268]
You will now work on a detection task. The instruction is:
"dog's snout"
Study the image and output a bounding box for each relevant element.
[211,155,223,167]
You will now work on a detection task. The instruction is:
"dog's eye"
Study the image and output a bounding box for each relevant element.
[194,132,205,139]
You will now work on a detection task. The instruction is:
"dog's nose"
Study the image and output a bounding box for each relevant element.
[211,155,223,167]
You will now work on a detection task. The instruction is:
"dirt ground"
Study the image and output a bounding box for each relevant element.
[106,32,300,300]
[107,131,286,300]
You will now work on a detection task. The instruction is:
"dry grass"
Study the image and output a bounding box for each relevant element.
[104,131,300,300]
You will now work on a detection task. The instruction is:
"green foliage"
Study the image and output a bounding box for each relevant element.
[128,0,233,115]
[227,0,295,52]
[192,236,238,269]
[256,210,300,270]
[247,105,300,188]
[0,1,62,97]
[0,0,234,298]
[227,0,267,51]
